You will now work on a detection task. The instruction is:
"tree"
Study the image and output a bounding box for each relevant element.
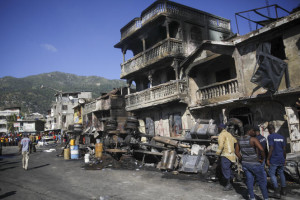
[6,114,17,133]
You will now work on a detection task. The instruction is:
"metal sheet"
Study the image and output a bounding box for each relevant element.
[250,43,287,93]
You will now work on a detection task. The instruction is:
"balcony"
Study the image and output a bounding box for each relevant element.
[120,1,230,39]
[125,80,187,111]
[96,98,111,111]
[196,78,240,105]
[121,38,183,78]
[0,128,7,133]
[83,101,96,114]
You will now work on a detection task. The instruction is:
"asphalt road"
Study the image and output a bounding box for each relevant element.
[0,146,299,200]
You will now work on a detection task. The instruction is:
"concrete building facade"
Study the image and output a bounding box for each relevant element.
[114,0,232,138]
[183,9,300,153]
[45,91,92,134]
[0,107,21,134]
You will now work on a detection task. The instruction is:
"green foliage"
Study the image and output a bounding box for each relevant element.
[0,72,127,114]
[6,114,17,133]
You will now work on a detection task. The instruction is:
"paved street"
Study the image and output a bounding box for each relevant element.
[0,146,299,200]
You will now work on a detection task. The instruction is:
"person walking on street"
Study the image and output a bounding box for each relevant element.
[235,125,269,200]
[267,124,287,199]
[216,123,237,191]
[20,134,31,170]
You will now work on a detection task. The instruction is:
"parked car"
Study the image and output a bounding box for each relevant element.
[38,136,55,146]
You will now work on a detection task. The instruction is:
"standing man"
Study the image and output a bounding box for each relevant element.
[216,123,237,191]
[267,124,287,198]
[20,134,31,170]
[235,125,268,200]
[29,134,36,153]
[254,125,268,189]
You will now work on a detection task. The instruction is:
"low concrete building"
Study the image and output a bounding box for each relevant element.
[0,107,21,134]
[15,119,45,135]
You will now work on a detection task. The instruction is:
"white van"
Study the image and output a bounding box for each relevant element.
[38,136,55,146]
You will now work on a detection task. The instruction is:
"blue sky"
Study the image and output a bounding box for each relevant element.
[0,0,299,80]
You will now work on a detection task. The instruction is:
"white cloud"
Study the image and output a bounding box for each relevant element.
[41,43,57,52]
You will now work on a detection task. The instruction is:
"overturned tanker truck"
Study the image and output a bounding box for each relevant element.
[95,116,220,175]
[83,108,300,184]
[89,113,243,178]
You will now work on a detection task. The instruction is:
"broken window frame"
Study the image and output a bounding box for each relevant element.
[169,112,183,137]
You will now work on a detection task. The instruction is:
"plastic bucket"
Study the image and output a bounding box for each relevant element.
[95,143,103,159]
[70,139,75,146]
[70,145,79,159]
[64,148,70,160]
[96,139,101,144]
[84,153,90,163]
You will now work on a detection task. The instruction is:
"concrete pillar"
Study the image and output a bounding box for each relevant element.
[148,73,153,88]
[122,48,127,63]
[172,59,180,80]
[172,59,180,92]
[127,79,132,94]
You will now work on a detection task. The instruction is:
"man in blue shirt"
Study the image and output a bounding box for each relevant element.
[20,133,31,170]
[267,124,286,198]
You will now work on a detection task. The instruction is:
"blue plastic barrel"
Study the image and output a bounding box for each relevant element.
[70,145,79,159]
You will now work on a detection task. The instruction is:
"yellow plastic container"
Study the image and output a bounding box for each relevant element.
[64,148,70,160]
[70,139,75,146]
[95,143,103,159]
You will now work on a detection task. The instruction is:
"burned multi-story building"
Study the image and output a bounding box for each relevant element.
[114,0,232,139]
[183,6,300,153]
[113,1,300,175]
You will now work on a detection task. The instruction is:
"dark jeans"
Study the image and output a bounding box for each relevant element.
[242,163,268,199]
[221,157,233,180]
[255,160,267,187]
[269,164,286,188]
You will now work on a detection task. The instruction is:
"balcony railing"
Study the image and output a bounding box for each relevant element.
[121,38,183,77]
[125,80,187,110]
[121,18,142,39]
[197,78,238,101]
[83,101,96,114]
[121,1,230,39]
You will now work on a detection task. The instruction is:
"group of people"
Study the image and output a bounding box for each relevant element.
[0,133,22,146]
[216,123,286,200]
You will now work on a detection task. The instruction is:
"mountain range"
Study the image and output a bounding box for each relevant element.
[0,72,127,115]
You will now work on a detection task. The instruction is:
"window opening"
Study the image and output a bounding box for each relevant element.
[229,107,253,126]
[270,36,286,60]
[216,69,231,82]
[190,26,202,42]
[169,113,182,137]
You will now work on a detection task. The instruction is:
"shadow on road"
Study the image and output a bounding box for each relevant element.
[0,166,16,171]
[29,163,50,170]
[0,153,20,159]
[0,191,17,199]
[0,161,20,166]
